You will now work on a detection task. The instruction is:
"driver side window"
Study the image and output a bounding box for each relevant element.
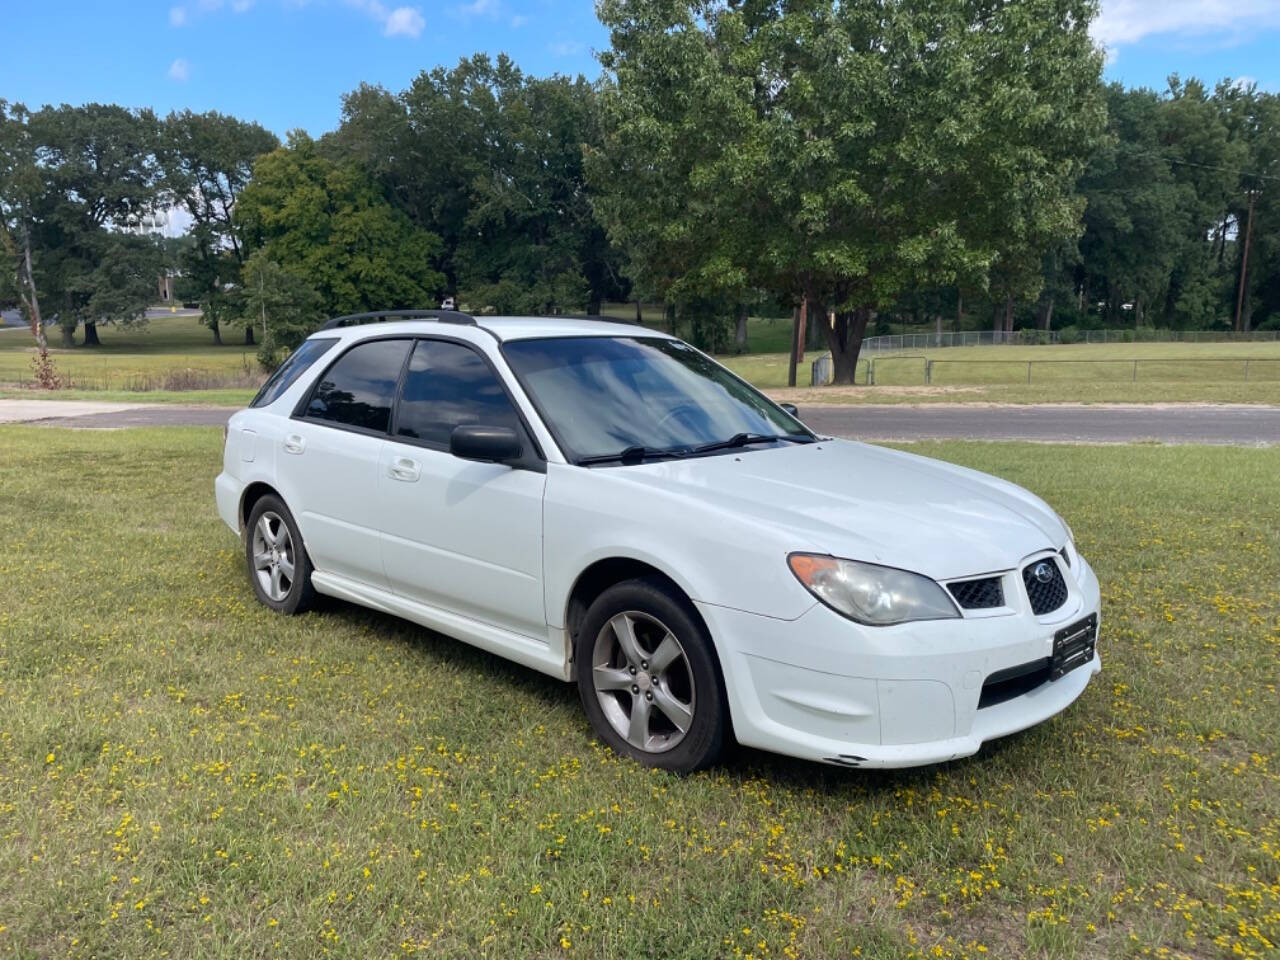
[394,340,521,448]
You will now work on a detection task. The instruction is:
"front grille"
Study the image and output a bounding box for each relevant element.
[948,576,1004,609]
[1022,558,1068,615]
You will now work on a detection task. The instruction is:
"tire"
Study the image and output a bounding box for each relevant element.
[244,494,315,615]
[575,577,727,772]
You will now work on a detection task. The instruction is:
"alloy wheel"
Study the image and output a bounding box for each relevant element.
[251,510,295,602]
[591,611,696,753]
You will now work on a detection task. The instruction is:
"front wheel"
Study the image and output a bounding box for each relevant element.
[575,578,727,772]
[245,494,315,615]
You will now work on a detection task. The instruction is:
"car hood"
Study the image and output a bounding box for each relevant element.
[615,439,1065,581]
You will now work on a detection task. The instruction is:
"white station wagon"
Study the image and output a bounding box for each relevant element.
[216,310,1101,772]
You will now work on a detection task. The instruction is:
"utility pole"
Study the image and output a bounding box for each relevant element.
[787,296,807,387]
[1234,188,1258,332]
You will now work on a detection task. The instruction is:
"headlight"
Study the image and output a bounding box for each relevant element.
[787,554,960,626]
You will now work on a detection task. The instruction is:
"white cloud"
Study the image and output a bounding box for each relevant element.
[169,5,188,26]
[549,39,583,56]
[509,13,528,27]
[168,58,191,82]
[383,5,425,36]
[1094,0,1280,48]
[345,0,424,37]
[456,0,498,16]
[231,0,254,11]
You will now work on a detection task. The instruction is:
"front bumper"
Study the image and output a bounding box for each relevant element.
[697,555,1102,769]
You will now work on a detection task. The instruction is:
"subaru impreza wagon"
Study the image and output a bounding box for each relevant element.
[215,310,1100,772]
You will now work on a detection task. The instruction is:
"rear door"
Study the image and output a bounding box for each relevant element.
[283,336,412,589]
[378,338,548,640]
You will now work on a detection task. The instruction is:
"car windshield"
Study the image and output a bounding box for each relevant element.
[502,336,813,464]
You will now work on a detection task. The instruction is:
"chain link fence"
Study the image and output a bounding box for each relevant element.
[811,354,1280,386]
[858,328,1280,354]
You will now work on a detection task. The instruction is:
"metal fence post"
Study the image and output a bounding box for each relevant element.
[925,359,932,385]
[1132,360,1137,382]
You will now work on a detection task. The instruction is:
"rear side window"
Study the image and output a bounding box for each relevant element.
[250,338,337,408]
[303,338,411,433]
[394,339,520,447]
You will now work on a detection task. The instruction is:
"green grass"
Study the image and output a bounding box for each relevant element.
[1,427,1277,959]
[0,386,257,406]
[725,341,1280,405]
[0,317,258,392]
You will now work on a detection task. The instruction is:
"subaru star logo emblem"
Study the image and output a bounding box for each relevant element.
[1032,562,1054,584]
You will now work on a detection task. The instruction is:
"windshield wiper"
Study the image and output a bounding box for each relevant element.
[687,432,815,456]
[576,445,688,467]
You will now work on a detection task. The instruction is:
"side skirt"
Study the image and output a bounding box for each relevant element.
[310,570,571,681]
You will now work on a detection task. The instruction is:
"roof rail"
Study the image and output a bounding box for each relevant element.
[551,313,645,326]
[320,309,476,330]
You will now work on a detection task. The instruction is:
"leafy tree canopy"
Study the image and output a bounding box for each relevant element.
[592,0,1106,380]
[234,132,445,320]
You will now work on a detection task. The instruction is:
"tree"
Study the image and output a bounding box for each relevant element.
[157,110,278,344]
[0,100,59,386]
[330,55,629,315]
[238,250,323,366]
[235,132,445,320]
[594,0,1105,382]
[29,103,162,345]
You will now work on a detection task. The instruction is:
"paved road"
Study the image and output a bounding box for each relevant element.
[3,399,1277,445]
[800,403,1280,446]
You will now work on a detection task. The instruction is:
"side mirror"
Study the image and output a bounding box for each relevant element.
[779,402,800,418]
[450,425,523,465]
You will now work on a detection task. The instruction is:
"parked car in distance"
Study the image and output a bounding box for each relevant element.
[216,310,1100,772]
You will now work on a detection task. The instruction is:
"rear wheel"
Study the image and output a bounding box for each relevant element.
[245,494,315,615]
[576,578,726,772]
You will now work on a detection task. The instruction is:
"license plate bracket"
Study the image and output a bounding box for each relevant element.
[1051,613,1097,680]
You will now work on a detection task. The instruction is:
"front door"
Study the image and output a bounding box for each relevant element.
[378,338,547,640]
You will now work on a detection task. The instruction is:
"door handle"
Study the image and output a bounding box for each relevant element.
[283,434,305,455]
[389,456,420,482]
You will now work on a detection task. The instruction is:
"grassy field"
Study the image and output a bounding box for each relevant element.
[5,317,1280,406]
[0,318,257,394]
[1,427,1276,959]
[724,341,1280,405]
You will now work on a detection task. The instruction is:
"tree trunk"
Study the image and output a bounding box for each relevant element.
[244,326,255,346]
[1036,294,1054,331]
[16,226,59,388]
[83,321,101,346]
[992,303,1002,335]
[60,323,76,347]
[1134,298,1144,329]
[1003,296,1015,335]
[664,301,676,335]
[210,316,222,345]
[955,290,963,333]
[935,313,943,346]
[635,300,642,325]
[587,294,602,316]
[734,303,748,353]
[825,306,869,386]
[805,309,826,351]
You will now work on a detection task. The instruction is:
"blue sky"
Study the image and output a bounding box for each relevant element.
[5,1,1280,137]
